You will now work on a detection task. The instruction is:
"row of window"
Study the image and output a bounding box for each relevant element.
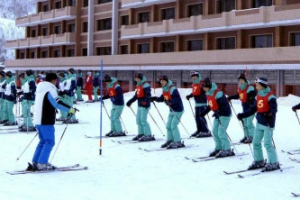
[82,0,112,7]
[19,49,75,59]
[30,24,75,37]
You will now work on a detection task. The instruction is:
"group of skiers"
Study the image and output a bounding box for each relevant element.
[101,71,287,172]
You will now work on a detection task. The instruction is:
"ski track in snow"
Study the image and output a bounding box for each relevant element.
[1,91,300,200]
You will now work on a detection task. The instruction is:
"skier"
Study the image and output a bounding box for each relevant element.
[101,74,125,137]
[150,75,185,149]
[57,71,68,121]
[126,73,154,141]
[3,71,17,126]
[186,71,211,138]
[93,71,100,102]
[85,71,93,103]
[26,73,76,171]
[237,77,280,171]
[227,73,256,143]
[0,71,7,124]
[18,70,36,132]
[76,69,84,101]
[201,77,234,157]
[63,68,78,124]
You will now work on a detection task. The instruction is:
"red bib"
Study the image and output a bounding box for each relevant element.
[108,82,118,97]
[257,92,274,113]
[238,85,250,103]
[163,85,174,101]
[192,83,201,96]
[207,89,219,111]
[136,83,146,98]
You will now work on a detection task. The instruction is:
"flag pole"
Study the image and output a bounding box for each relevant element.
[99,60,103,155]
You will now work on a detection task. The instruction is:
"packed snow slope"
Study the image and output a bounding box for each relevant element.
[0,89,300,200]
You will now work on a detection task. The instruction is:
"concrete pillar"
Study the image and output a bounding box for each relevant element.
[87,0,94,56]
[150,37,156,53]
[176,35,183,51]
[175,0,183,19]
[236,30,244,49]
[204,33,211,50]
[150,5,158,22]
[75,0,82,56]
[112,0,119,55]
[276,70,284,97]
[274,26,283,47]
[129,8,134,25]
[203,0,209,15]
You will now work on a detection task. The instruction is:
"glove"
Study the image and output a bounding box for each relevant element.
[237,113,244,121]
[292,106,298,112]
[264,111,274,122]
[200,112,206,117]
[227,96,232,102]
[126,101,132,107]
[212,112,220,119]
[141,101,146,106]
[58,91,64,96]
[186,94,192,100]
[164,100,172,106]
[150,97,157,102]
[68,108,76,115]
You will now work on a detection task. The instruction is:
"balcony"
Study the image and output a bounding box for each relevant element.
[121,5,300,39]
[6,32,76,49]
[121,0,176,9]
[16,6,77,27]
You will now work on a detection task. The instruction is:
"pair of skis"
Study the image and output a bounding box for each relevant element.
[281,149,300,155]
[84,134,135,139]
[185,152,248,162]
[7,164,88,175]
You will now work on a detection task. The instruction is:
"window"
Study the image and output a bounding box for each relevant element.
[97,18,112,31]
[161,42,175,52]
[31,29,36,37]
[98,0,112,4]
[67,49,75,57]
[188,4,203,17]
[217,37,236,49]
[68,24,75,32]
[54,50,61,57]
[69,0,76,6]
[82,48,87,56]
[41,51,48,58]
[20,52,25,59]
[162,8,175,20]
[83,0,88,7]
[43,5,49,12]
[121,15,129,26]
[291,33,300,46]
[96,47,111,55]
[253,0,272,8]
[138,12,150,23]
[217,0,236,13]
[188,40,203,51]
[55,1,62,9]
[137,43,150,54]
[82,22,88,32]
[251,35,273,48]
[54,25,61,34]
[42,27,49,36]
[120,45,128,54]
[30,51,36,58]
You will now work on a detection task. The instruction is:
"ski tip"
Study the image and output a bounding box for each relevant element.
[291,192,299,197]
[237,174,244,178]
[223,171,229,174]
[117,141,122,144]
[191,159,198,162]
[184,157,190,160]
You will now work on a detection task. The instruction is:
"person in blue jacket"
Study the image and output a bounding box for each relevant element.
[186,71,211,138]
[150,75,185,149]
[126,73,154,142]
[76,69,84,101]
[102,74,125,137]
[3,71,17,126]
[237,77,279,172]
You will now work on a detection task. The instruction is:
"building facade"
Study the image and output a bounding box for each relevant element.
[5,0,300,96]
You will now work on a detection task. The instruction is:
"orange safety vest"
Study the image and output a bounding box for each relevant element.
[136,82,146,98]
[238,85,250,103]
[192,83,201,96]
[108,82,118,97]
[207,89,220,111]
[257,92,274,113]
[163,85,174,101]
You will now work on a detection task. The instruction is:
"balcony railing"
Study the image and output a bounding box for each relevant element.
[121,0,176,8]
[16,6,77,27]
[6,32,76,49]
[121,5,300,39]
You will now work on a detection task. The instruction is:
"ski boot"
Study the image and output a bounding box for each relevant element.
[248,160,266,170]
[161,140,173,148]
[26,162,37,171]
[36,163,57,171]
[132,134,144,141]
[19,126,36,132]
[243,137,253,144]
[209,149,221,157]
[190,131,200,138]
[3,121,18,126]
[0,119,8,124]
[239,136,247,143]
[105,131,114,137]
[215,149,235,158]
[56,117,66,122]
[197,131,212,138]
[166,141,185,149]
[109,131,126,137]
[261,162,280,172]
[139,135,155,142]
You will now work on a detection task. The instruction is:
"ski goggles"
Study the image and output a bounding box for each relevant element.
[255,77,268,85]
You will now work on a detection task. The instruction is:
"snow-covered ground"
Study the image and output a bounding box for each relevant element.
[1,89,300,200]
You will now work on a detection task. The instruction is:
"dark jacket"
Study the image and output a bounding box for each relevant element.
[102,78,124,106]
[127,76,151,108]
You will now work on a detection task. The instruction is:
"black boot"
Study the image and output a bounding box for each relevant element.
[261,162,280,172]
[248,160,266,170]
[190,131,200,138]
[132,134,144,141]
[105,131,114,136]
[197,131,212,138]
[244,137,253,144]
[240,136,247,143]
[109,131,126,137]
[138,135,155,142]
[215,149,235,158]
[209,149,221,157]
[26,162,38,171]
[166,141,185,149]
[161,140,173,148]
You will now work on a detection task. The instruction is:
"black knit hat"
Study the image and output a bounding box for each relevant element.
[25,69,34,76]
[58,71,65,78]
[0,71,5,77]
[255,77,268,88]
[19,73,25,79]
[158,75,168,82]
[238,73,247,82]
[190,71,200,77]
[202,77,212,89]
[78,69,82,73]
[46,73,58,82]
[103,74,112,82]
[6,71,13,77]
[68,68,75,74]
[134,72,143,80]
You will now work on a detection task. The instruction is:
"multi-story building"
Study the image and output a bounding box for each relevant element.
[5,0,300,96]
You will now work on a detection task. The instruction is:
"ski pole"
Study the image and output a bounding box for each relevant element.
[115,107,128,134]
[129,106,136,117]
[228,101,244,131]
[102,100,110,119]
[217,118,240,154]
[241,120,254,158]
[16,132,38,161]
[207,115,213,130]
[295,111,300,125]
[148,111,165,136]
[152,101,166,125]
[188,99,195,117]
[167,105,190,137]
